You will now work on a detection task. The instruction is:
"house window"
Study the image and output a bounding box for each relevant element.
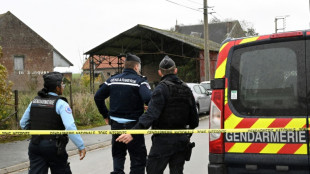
[14,56,24,71]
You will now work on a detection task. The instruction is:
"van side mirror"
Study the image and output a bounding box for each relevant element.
[206,91,212,96]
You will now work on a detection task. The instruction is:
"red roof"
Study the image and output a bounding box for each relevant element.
[82,56,124,70]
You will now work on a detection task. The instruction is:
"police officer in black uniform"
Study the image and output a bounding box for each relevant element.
[117,55,199,174]
[20,72,86,174]
[94,53,152,174]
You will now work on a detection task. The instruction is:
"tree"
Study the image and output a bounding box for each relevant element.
[0,46,14,126]
[178,59,199,83]
[240,20,259,36]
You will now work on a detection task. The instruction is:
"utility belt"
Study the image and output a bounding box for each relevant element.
[110,119,138,127]
[31,135,57,143]
[31,135,69,156]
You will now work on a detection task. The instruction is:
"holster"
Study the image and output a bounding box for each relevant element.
[185,142,195,161]
[56,135,69,156]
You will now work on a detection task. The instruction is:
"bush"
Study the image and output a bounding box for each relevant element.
[62,73,105,126]
[71,92,105,126]
[0,46,15,129]
[3,72,106,131]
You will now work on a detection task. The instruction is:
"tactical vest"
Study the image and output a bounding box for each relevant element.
[30,95,66,140]
[154,80,193,129]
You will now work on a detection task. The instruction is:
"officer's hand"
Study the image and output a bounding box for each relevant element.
[144,105,148,111]
[104,118,109,125]
[116,134,133,144]
[79,149,86,160]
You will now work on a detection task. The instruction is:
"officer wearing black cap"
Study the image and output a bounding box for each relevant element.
[94,53,152,174]
[20,72,86,174]
[117,55,199,174]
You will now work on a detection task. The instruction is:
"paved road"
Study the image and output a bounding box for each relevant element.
[69,118,209,174]
[0,126,111,174]
[3,115,209,174]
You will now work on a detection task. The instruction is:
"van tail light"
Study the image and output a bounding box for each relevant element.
[271,31,303,39]
[209,89,224,153]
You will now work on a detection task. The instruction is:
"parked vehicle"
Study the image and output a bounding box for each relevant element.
[200,81,212,94]
[186,83,211,114]
[209,31,310,173]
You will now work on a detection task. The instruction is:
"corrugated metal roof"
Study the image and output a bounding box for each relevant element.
[138,24,220,51]
[176,21,246,44]
[85,24,220,56]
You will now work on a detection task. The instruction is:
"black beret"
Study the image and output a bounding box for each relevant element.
[159,55,175,69]
[126,53,141,63]
[43,72,63,90]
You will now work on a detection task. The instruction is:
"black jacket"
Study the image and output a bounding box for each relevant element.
[133,74,199,130]
[94,68,152,120]
[133,74,199,157]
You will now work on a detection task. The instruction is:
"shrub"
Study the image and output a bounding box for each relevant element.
[71,92,105,126]
[0,46,15,129]
[62,74,105,126]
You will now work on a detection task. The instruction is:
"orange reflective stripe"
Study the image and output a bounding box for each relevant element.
[214,42,234,78]
[214,59,227,78]
[226,143,307,154]
[238,37,259,44]
[228,143,251,153]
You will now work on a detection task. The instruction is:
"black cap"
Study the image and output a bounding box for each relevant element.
[126,53,141,63]
[159,55,175,69]
[43,72,63,90]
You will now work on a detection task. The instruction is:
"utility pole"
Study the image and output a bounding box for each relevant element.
[309,0,310,28]
[203,0,210,81]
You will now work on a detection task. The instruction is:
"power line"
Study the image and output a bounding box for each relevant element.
[185,0,202,6]
[165,0,202,13]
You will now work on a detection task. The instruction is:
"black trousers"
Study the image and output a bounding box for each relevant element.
[146,134,189,174]
[146,148,187,174]
[28,139,71,174]
[111,121,147,174]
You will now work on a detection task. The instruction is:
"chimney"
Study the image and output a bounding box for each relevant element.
[175,20,180,32]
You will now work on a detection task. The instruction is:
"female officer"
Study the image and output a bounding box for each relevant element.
[20,72,86,174]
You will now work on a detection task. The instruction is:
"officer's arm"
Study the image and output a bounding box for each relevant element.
[139,81,152,105]
[117,85,167,144]
[189,94,199,129]
[133,85,167,129]
[20,102,32,130]
[94,82,110,119]
[56,100,85,151]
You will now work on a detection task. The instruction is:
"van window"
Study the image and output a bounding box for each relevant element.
[230,40,306,116]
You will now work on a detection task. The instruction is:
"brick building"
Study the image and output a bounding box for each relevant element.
[0,11,73,91]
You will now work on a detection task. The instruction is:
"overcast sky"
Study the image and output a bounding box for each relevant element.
[1,0,310,73]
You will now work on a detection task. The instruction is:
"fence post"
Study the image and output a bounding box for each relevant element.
[14,90,18,129]
[69,81,73,115]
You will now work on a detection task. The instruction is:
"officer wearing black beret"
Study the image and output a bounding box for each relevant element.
[117,55,199,174]
[20,72,86,174]
[94,53,152,174]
